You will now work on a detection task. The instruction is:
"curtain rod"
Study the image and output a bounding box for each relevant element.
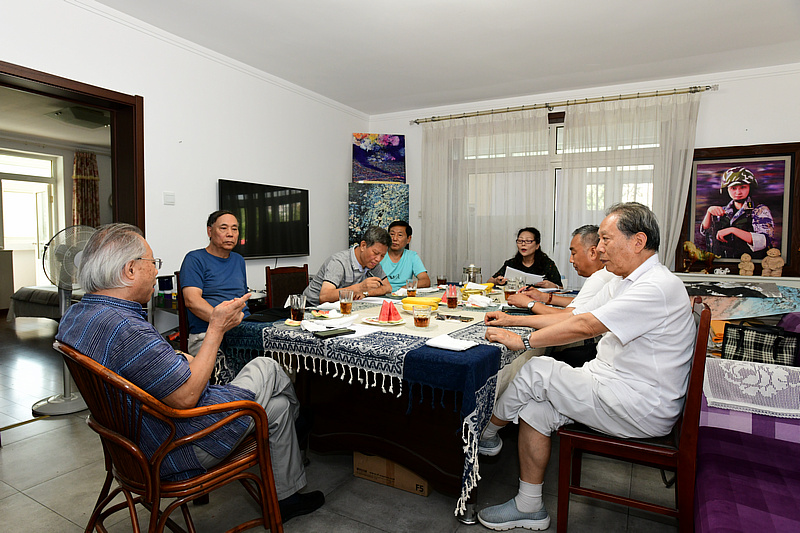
[410,84,718,125]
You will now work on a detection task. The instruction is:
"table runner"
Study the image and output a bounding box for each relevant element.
[704,356,800,418]
[253,317,528,515]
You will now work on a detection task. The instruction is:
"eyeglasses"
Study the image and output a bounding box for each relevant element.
[515,239,536,245]
[136,257,163,269]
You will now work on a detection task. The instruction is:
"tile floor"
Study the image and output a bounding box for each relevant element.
[0,315,678,532]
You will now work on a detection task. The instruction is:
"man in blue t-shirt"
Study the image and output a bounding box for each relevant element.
[180,210,250,354]
[379,220,431,291]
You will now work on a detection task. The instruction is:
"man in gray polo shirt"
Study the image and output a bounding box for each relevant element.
[303,226,393,306]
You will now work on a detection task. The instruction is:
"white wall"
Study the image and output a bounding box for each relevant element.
[5,1,799,289]
[369,63,800,261]
[2,0,369,291]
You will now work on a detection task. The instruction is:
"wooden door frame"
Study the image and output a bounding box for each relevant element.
[0,60,145,233]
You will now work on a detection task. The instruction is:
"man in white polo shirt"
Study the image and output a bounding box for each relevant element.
[476,202,694,531]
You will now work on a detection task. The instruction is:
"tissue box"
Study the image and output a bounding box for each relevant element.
[353,452,429,496]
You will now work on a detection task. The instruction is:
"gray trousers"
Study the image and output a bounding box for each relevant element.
[194,357,306,499]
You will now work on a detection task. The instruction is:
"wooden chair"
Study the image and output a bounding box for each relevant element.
[174,271,189,353]
[555,297,711,533]
[54,341,283,533]
[264,265,309,308]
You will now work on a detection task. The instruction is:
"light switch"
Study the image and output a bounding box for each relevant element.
[163,191,175,205]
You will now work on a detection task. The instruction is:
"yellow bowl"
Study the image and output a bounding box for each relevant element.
[401,297,440,312]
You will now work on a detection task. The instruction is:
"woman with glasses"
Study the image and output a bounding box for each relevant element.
[487,227,562,288]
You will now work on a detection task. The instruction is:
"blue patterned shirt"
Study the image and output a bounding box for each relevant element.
[56,294,254,481]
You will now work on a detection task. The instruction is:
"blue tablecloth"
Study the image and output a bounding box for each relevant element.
[222,318,530,515]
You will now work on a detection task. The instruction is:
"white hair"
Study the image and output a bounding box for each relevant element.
[78,223,146,293]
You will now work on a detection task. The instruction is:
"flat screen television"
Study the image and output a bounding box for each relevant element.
[218,179,310,258]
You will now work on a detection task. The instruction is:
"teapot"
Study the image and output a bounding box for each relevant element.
[462,264,482,284]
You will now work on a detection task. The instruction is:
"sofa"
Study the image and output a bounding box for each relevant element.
[695,358,800,531]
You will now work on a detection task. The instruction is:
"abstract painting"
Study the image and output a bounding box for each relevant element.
[352,133,405,182]
[348,183,409,245]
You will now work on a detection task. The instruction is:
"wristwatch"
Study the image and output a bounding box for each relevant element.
[522,335,532,351]
[527,301,536,312]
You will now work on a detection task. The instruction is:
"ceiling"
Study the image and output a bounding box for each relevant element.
[2,0,800,146]
[0,86,111,148]
[90,0,800,115]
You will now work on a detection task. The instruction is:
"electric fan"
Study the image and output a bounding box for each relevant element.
[32,225,95,416]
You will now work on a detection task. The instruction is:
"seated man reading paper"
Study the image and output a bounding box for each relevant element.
[507,224,617,316]
[475,203,694,531]
[55,223,324,523]
[303,226,393,306]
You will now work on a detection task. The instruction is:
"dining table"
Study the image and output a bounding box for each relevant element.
[219,288,538,520]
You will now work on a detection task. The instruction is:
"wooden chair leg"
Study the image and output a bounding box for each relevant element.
[557,436,573,533]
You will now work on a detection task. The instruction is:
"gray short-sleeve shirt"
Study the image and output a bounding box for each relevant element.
[303,247,387,306]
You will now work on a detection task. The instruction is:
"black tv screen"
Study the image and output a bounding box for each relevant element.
[218,179,310,258]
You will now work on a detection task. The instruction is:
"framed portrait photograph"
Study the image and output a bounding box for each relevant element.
[678,143,800,276]
[691,156,790,261]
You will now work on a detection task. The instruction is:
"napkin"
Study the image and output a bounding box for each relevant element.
[394,287,408,297]
[426,334,478,351]
[464,282,488,291]
[466,294,492,307]
[315,302,340,310]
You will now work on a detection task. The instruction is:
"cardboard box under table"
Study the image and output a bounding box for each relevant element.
[353,452,429,496]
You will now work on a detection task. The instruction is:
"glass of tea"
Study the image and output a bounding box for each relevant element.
[504,279,519,302]
[445,285,458,309]
[413,305,431,328]
[339,289,354,315]
[289,294,306,321]
[436,274,447,286]
[405,278,418,297]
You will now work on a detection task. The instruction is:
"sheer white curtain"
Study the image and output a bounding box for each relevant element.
[556,93,701,288]
[421,110,552,283]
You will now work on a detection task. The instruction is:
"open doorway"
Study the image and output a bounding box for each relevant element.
[0,60,145,233]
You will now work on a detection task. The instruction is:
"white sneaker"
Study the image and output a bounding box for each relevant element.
[478,434,503,456]
[478,498,550,531]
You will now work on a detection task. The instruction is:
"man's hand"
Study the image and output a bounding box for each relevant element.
[707,206,725,217]
[507,292,535,308]
[484,310,514,326]
[485,327,525,350]
[359,276,384,293]
[535,280,559,289]
[208,293,251,334]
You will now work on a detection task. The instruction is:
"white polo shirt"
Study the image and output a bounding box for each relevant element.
[572,254,694,436]
[566,267,618,309]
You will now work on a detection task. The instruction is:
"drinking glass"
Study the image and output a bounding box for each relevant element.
[445,285,458,309]
[406,278,418,297]
[289,294,306,321]
[436,274,447,286]
[412,305,431,328]
[504,279,519,302]
[339,289,354,315]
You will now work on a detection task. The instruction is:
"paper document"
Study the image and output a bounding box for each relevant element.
[504,267,544,286]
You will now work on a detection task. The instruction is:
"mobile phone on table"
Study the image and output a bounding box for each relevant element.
[313,328,355,339]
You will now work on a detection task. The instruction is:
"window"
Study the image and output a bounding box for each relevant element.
[0,150,59,286]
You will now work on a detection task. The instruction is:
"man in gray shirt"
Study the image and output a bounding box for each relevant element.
[303,226,393,306]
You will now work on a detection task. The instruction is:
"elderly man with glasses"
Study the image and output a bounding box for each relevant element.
[56,223,324,523]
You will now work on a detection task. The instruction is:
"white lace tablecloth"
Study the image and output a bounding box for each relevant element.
[704,357,800,418]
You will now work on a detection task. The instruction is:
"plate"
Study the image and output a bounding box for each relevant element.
[363,317,405,326]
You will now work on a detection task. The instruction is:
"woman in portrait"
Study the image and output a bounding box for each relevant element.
[488,227,562,287]
[699,166,775,260]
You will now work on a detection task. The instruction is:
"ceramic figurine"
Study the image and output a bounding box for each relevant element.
[761,248,784,277]
[738,253,755,276]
